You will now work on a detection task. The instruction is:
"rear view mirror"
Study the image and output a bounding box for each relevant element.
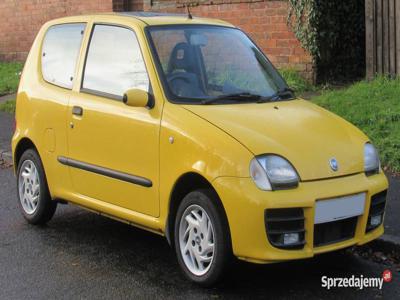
[123,89,151,108]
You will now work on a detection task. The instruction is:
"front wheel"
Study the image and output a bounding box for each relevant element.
[17,149,57,224]
[174,189,231,286]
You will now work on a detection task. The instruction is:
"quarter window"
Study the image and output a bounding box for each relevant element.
[41,23,85,89]
[82,25,149,98]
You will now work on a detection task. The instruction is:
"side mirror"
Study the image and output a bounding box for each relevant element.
[123,89,150,108]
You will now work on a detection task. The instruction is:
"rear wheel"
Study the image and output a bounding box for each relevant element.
[17,149,57,224]
[174,189,231,286]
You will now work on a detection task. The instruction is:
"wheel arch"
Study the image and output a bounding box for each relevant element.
[165,172,231,248]
[14,137,39,169]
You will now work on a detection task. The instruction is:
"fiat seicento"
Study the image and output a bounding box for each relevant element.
[12,12,388,286]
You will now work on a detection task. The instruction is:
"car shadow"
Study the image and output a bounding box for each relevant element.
[25,204,388,299]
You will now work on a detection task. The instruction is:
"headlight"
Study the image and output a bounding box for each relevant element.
[250,155,299,191]
[364,143,380,175]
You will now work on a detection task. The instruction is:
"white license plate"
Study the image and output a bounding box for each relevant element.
[314,193,366,224]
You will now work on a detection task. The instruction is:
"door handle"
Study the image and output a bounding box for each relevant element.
[72,106,83,116]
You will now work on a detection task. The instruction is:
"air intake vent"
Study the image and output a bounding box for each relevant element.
[314,217,357,247]
[366,190,387,233]
[265,208,305,249]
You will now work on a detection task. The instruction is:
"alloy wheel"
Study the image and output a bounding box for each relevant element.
[18,160,40,215]
[178,204,215,276]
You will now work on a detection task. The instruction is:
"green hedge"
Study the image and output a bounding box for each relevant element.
[288,0,365,83]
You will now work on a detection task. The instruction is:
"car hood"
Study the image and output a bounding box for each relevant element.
[183,99,368,181]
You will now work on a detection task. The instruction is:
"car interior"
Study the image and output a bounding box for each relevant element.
[166,41,208,99]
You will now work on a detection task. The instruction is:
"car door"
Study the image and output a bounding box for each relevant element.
[37,22,87,196]
[65,23,161,217]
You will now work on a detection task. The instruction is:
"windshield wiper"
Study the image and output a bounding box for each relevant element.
[201,88,295,105]
[257,87,295,103]
[202,92,266,105]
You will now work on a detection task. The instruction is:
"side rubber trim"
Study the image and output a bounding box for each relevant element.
[57,156,152,188]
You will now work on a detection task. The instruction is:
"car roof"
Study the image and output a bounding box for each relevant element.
[47,12,234,28]
[120,11,234,26]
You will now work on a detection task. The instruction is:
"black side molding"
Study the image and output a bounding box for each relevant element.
[57,156,152,188]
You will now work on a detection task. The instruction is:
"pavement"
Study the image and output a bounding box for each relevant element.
[0,93,16,104]
[0,101,399,298]
[0,111,13,163]
[384,176,400,243]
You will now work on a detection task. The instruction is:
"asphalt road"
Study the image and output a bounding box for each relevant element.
[0,167,399,299]
[385,176,400,237]
[0,111,13,152]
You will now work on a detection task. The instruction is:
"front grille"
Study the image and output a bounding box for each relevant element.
[265,208,305,249]
[314,216,357,247]
[366,190,387,232]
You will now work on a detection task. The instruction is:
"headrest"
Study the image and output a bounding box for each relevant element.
[167,43,196,74]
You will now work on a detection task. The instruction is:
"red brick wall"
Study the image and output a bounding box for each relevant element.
[145,0,314,81]
[128,0,147,10]
[113,0,126,11]
[0,0,314,80]
[0,0,113,61]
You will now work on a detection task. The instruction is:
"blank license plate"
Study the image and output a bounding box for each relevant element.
[314,193,366,224]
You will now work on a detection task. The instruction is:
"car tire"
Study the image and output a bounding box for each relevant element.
[174,189,231,286]
[17,149,57,224]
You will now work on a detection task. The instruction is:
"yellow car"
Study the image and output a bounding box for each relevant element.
[12,12,388,286]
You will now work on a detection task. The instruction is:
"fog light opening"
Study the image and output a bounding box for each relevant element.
[366,190,387,233]
[283,233,300,245]
[370,214,382,228]
[265,208,305,249]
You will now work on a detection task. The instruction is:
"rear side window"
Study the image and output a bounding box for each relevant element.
[82,25,149,98]
[41,23,85,89]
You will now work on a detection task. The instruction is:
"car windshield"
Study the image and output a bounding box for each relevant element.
[147,25,292,104]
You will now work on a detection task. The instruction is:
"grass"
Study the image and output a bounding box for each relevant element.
[0,62,23,96]
[312,76,400,172]
[0,99,16,113]
[0,61,21,113]
[279,68,315,94]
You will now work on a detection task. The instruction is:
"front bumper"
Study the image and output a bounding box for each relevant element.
[212,172,388,264]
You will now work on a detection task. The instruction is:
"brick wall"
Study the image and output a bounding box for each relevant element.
[0,0,314,80]
[129,0,148,10]
[0,0,113,61]
[113,0,126,11]
[145,0,314,81]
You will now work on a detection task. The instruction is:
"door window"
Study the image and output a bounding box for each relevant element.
[82,25,150,98]
[41,23,86,89]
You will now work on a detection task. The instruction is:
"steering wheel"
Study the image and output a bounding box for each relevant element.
[167,72,207,98]
[167,73,195,97]
[167,72,192,85]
